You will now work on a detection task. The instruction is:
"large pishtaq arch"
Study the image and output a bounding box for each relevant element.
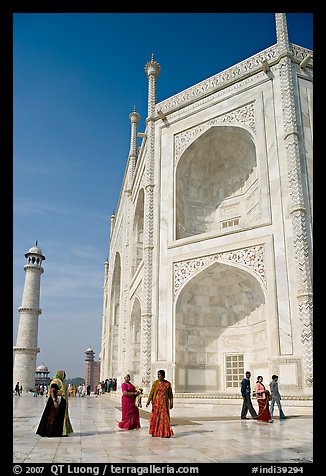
[175,260,266,393]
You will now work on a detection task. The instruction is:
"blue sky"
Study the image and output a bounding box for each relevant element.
[13,12,313,379]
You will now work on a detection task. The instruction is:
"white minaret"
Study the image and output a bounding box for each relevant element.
[13,242,46,393]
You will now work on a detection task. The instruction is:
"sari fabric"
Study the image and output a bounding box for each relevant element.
[118,382,140,430]
[36,370,73,437]
[148,380,174,437]
[255,382,272,422]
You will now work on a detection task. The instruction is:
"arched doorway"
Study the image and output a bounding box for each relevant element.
[175,261,265,393]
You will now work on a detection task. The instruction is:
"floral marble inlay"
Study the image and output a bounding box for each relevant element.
[174,245,265,295]
[175,103,255,162]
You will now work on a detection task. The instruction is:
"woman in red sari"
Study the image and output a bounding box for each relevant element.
[146,370,174,438]
[255,376,273,423]
[118,374,141,430]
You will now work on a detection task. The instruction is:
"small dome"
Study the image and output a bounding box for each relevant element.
[25,244,45,260]
[85,346,94,352]
[28,246,43,255]
[36,363,48,372]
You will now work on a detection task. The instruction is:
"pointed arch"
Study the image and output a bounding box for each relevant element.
[174,260,266,393]
[108,252,121,377]
[129,297,142,382]
[132,189,144,275]
[176,125,257,239]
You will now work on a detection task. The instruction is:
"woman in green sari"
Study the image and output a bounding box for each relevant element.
[36,370,73,437]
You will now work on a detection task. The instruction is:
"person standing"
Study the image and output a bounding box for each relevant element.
[146,370,174,438]
[118,374,141,430]
[240,371,257,420]
[269,375,286,420]
[14,382,20,396]
[255,375,273,423]
[36,370,73,437]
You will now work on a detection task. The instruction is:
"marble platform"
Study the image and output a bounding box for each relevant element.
[12,392,313,465]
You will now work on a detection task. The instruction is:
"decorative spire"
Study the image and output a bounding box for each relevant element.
[145,53,160,118]
[129,105,140,125]
[275,13,290,54]
[145,53,161,79]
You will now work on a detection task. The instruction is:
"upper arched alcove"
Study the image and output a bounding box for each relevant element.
[176,125,258,240]
[111,252,121,326]
[132,189,144,276]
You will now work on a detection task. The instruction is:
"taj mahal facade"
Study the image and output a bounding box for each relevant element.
[100,14,313,403]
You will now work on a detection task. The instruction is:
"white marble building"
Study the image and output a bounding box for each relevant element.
[100,13,313,401]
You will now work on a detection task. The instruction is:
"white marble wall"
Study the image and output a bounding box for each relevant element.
[101,42,313,397]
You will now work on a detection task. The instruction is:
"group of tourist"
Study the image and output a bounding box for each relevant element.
[35,368,174,438]
[34,368,285,439]
[14,382,48,397]
[97,378,117,394]
[241,371,286,422]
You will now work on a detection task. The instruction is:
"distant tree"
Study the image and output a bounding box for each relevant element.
[65,377,85,386]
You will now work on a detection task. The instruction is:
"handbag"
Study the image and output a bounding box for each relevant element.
[265,390,272,401]
[135,387,143,407]
[253,391,263,398]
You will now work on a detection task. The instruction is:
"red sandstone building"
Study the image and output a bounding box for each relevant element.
[85,347,100,393]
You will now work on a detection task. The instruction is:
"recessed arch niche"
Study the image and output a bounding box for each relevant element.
[109,252,121,377]
[176,125,257,239]
[129,297,141,381]
[132,189,144,275]
[175,261,265,393]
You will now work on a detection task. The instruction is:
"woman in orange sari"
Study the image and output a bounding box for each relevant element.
[255,375,273,423]
[146,370,174,438]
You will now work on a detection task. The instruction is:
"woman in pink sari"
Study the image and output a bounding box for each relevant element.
[118,374,141,430]
[255,375,273,423]
[146,370,174,438]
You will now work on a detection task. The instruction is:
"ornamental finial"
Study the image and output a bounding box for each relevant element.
[145,53,160,78]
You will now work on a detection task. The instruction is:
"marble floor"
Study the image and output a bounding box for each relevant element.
[13,393,313,464]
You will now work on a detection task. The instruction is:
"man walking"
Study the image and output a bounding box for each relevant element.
[269,375,286,420]
[240,371,257,420]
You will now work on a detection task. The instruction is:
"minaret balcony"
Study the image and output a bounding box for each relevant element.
[13,346,40,354]
[18,307,42,315]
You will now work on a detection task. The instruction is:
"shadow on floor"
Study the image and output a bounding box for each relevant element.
[115,406,312,425]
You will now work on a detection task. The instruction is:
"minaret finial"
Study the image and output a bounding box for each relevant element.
[145,53,160,79]
[35,240,38,247]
